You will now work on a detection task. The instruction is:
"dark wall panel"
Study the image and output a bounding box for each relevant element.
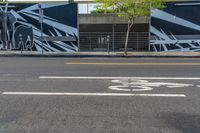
[151,1,200,52]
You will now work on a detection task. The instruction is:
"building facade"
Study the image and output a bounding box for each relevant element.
[0,0,199,52]
[79,14,149,52]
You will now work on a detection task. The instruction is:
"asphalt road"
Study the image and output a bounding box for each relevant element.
[0,57,200,133]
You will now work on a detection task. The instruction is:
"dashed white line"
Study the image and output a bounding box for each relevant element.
[2,92,187,97]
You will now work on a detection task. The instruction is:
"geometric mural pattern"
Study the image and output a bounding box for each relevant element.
[0,3,78,52]
[150,1,200,52]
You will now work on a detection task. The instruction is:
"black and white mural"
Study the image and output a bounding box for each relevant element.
[150,1,200,52]
[0,3,78,52]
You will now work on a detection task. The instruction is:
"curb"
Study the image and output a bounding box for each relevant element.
[0,54,200,58]
[1,52,200,58]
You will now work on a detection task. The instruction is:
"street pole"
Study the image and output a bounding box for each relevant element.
[41,21,43,54]
[112,14,115,52]
[107,35,110,54]
[148,2,152,52]
[38,4,44,54]
[112,22,115,52]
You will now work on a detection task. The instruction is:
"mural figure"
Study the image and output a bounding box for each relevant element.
[7,12,17,49]
[0,12,8,50]
[13,25,33,50]
[0,12,16,50]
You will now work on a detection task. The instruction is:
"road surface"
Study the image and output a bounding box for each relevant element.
[0,57,200,133]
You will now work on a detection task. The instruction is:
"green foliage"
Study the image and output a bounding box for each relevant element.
[95,0,165,20]
[91,7,114,14]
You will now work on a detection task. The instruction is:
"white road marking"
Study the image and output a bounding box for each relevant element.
[65,62,200,66]
[109,79,194,92]
[2,92,186,97]
[39,76,200,80]
[109,85,154,92]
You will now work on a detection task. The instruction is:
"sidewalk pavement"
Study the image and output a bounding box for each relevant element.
[1,51,200,58]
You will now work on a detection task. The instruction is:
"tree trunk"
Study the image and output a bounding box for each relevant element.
[124,21,134,56]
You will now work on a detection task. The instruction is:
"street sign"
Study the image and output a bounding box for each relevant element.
[39,8,43,16]
[38,4,43,23]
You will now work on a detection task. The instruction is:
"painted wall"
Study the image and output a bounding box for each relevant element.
[150,1,200,52]
[0,3,78,52]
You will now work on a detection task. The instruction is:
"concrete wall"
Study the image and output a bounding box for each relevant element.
[79,14,149,24]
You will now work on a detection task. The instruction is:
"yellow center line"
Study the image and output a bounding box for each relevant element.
[65,62,200,66]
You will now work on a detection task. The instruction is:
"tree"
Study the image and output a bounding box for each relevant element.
[95,0,165,55]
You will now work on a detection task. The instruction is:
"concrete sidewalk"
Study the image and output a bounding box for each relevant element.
[1,51,200,57]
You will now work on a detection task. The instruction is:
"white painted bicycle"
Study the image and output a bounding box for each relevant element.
[109,79,193,92]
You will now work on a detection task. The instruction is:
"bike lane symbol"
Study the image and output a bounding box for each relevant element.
[108,79,194,92]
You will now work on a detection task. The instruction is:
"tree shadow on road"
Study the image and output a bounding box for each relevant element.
[162,112,200,133]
